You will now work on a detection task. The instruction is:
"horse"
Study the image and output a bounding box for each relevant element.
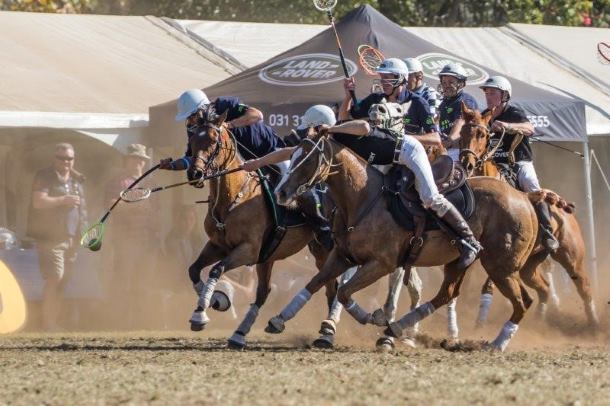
[186,112,425,349]
[265,128,540,351]
[458,103,599,329]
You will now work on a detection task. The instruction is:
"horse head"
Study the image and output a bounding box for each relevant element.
[188,110,236,186]
[275,127,334,206]
[459,101,494,177]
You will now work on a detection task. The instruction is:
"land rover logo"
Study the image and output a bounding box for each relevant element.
[259,53,358,87]
[417,53,489,85]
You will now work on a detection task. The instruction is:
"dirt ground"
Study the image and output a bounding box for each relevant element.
[0,330,609,406]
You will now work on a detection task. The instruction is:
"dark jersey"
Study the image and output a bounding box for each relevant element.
[351,92,436,134]
[332,127,398,165]
[185,96,284,161]
[438,92,479,135]
[484,104,533,163]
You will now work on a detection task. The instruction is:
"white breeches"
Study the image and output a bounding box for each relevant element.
[515,161,541,192]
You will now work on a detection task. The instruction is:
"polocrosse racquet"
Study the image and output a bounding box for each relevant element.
[80,163,160,251]
[597,42,610,64]
[313,0,357,105]
[357,44,385,76]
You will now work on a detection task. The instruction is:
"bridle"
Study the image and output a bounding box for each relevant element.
[289,136,336,197]
[459,123,506,170]
[191,122,237,181]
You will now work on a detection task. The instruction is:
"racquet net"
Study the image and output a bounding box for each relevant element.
[80,222,105,250]
[597,42,610,65]
[120,187,152,202]
[313,0,337,12]
[358,44,385,76]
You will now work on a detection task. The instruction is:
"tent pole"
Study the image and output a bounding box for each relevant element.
[582,141,598,288]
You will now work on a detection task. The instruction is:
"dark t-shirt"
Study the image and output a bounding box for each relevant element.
[332,127,398,165]
[185,96,285,161]
[350,92,436,134]
[28,167,87,241]
[438,92,479,134]
[484,104,533,163]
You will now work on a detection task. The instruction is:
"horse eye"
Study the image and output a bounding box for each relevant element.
[379,106,386,113]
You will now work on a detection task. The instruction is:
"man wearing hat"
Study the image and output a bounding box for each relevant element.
[104,144,157,328]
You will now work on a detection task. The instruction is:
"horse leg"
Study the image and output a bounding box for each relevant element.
[405,267,423,335]
[551,247,599,329]
[541,259,560,308]
[375,267,407,351]
[487,275,532,351]
[476,277,495,328]
[187,242,225,331]
[227,261,273,349]
[314,266,358,348]
[265,250,352,334]
[385,261,467,339]
[190,243,257,331]
[518,250,551,320]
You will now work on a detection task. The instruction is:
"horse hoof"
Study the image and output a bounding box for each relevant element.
[371,309,387,327]
[313,335,334,349]
[401,336,417,349]
[227,332,246,350]
[190,322,205,332]
[265,316,285,334]
[383,322,402,339]
[375,337,394,352]
[319,319,336,336]
[189,310,209,332]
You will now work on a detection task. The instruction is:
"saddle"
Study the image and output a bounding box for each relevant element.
[256,166,306,263]
[384,157,475,268]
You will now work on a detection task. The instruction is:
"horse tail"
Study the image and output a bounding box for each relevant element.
[527,189,575,214]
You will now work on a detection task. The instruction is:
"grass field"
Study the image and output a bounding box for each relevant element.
[1,331,609,405]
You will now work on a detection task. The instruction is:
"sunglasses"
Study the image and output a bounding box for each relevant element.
[55,156,74,162]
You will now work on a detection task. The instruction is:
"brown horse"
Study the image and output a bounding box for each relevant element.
[265,130,540,351]
[459,103,599,328]
[184,111,335,349]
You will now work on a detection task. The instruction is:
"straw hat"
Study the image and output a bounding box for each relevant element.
[125,143,151,160]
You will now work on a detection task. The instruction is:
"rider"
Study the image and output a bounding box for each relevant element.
[437,63,479,162]
[342,58,440,148]
[160,89,333,249]
[479,76,559,252]
[402,57,440,119]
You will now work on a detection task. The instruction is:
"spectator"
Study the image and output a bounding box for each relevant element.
[28,143,87,331]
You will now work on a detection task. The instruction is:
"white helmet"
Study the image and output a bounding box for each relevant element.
[376,58,409,85]
[369,102,404,133]
[438,62,469,81]
[175,89,210,121]
[0,228,17,250]
[403,57,423,74]
[298,105,337,130]
[480,76,512,100]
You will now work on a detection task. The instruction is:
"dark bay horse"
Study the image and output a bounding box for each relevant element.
[459,103,599,328]
[266,130,540,351]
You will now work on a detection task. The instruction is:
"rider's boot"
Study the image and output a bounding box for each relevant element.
[436,204,482,269]
[297,187,333,251]
[534,201,559,253]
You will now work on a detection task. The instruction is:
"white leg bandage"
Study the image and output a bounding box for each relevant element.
[279,288,312,321]
[477,293,493,325]
[328,297,343,323]
[236,304,260,335]
[198,278,218,309]
[491,321,519,351]
[384,267,405,322]
[447,298,459,339]
[345,299,372,325]
[396,302,435,330]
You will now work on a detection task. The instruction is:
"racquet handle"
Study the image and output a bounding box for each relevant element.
[327,12,358,106]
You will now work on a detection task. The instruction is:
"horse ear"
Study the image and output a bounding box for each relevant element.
[217,110,229,125]
[482,108,494,125]
[461,101,475,121]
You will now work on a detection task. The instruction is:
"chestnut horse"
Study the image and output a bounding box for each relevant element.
[265,130,539,351]
[459,104,599,328]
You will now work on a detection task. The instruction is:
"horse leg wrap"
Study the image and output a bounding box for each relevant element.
[477,293,493,326]
[396,302,435,331]
[447,298,459,339]
[198,277,218,309]
[279,288,312,321]
[328,297,343,323]
[490,321,519,351]
[235,304,260,336]
[345,299,372,325]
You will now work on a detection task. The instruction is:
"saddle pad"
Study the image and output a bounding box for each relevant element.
[386,182,476,231]
[258,167,306,228]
